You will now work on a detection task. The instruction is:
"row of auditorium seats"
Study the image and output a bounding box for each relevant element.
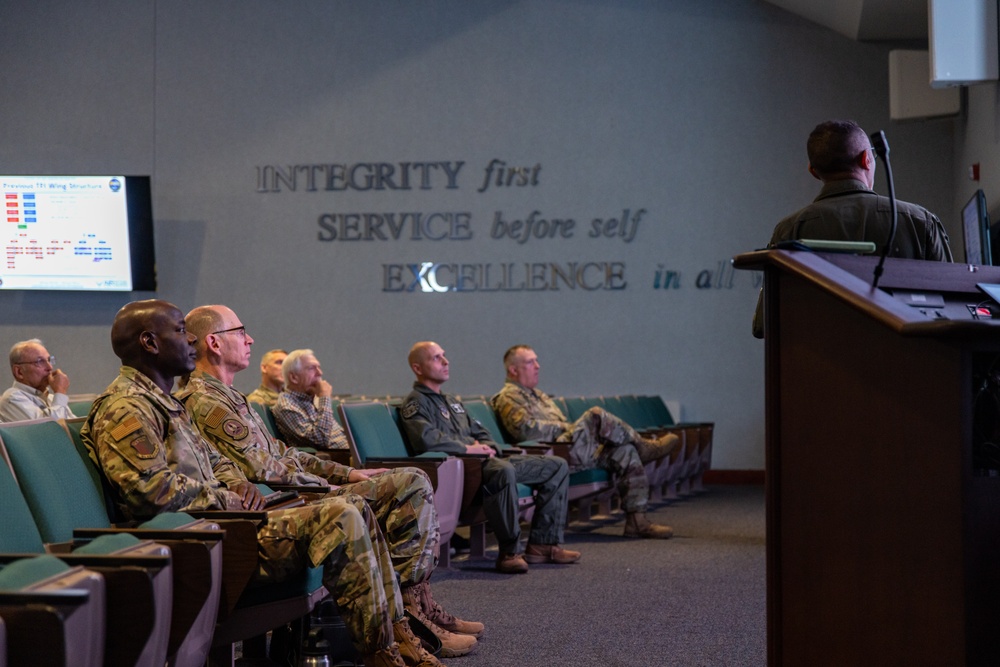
[248,394,712,566]
[0,417,329,667]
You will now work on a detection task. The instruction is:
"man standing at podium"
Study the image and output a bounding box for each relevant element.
[753,119,953,337]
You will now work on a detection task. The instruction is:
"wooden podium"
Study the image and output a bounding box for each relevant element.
[733,250,1000,666]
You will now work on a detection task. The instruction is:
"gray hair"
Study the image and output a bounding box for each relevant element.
[9,338,44,368]
[282,348,316,387]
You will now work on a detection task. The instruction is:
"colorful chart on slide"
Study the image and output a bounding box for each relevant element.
[2,175,133,290]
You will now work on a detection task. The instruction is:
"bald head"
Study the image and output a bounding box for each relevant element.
[184,305,226,357]
[110,299,197,392]
[111,299,180,364]
[408,341,437,368]
[408,341,449,391]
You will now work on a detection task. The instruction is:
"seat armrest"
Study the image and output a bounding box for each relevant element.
[364,457,449,489]
[312,449,353,465]
[511,443,553,455]
[549,443,573,461]
[0,589,91,605]
[47,553,171,569]
[72,527,226,543]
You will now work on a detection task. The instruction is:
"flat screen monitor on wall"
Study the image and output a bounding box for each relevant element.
[1,175,155,291]
[963,188,991,265]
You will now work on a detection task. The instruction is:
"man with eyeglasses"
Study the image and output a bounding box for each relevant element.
[0,338,75,421]
[753,119,953,338]
[83,300,456,667]
[176,306,481,658]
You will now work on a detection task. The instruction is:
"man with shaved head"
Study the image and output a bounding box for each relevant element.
[246,348,287,406]
[401,341,579,575]
[754,119,953,337]
[82,299,449,667]
[177,305,481,656]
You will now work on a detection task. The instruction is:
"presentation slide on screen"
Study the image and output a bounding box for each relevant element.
[2,175,134,290]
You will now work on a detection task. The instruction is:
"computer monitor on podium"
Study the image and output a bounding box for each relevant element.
[963,188,991,265]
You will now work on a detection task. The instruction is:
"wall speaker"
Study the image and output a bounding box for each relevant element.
[929,0,998,88]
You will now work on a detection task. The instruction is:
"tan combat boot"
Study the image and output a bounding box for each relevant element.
[401,586,478,656]
[393,616,452,666]
[414,580,485,637]
[623,511,674,539]
[634,433,680,464]
[363,643,407,667]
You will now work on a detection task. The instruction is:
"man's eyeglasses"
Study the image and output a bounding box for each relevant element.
[211,326,248,339]
[14,356,55,367]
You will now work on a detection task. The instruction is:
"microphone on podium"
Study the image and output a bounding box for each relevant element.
[869,130,897,289]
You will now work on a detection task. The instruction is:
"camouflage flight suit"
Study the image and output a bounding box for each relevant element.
[80,366,401,654]
[273,389,349,450]
[246,384,279,407]
[400,382,569,555]
[177,370,439,587]
[491,380,650,513]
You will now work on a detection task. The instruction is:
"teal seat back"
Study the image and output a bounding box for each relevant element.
[605,395,650,429]
[0,419,113,543]
[68,399,94,417]
[463,400,507,445]
[249,401,279,439]
[564,396,603,421]
[601,395,628,421]
[0,446,47,553]
[340,402,412,461]
[641,395,676,426]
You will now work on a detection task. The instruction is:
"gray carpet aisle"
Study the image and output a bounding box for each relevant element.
[429,485,766,667]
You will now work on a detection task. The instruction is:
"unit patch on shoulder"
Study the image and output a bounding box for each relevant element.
[449,402,466,414]
[110,415,142,441]
[130,435,158,459]
[222,418,249,440]
[401,402,419,419]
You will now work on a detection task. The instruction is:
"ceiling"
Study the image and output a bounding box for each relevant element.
[763,0,928,42]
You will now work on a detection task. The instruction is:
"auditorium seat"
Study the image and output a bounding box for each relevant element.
[339,400,463,565]
[0,556,105,667]
[463,399,614,521]
[250,399,352,466]
[56,417,328,667]
[0,429,171,667]
[637,395,714,496]
[3,417,328,667]
[0,417,222,667]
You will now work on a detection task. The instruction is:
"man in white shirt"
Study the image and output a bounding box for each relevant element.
[0,339,75,422]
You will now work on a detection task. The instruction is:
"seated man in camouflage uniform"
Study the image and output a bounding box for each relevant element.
[176,305,481,657]
[401,341,580,574]
[491,344,677,539]
[80,299,444,667]
[271,349,349,451]
[246,348,286,406]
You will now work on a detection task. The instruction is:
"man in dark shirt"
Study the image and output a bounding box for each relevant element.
[754,119,953,337]
[400,341,580,574]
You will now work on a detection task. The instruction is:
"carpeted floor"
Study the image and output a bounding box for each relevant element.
[428,485,766,667]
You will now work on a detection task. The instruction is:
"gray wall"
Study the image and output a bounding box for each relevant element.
[0,0,956,470]
[957,82,1000,254]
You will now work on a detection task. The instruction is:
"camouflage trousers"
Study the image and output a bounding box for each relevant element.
[558,406,650,513]
[481,454,569,554]
[255,494,401,653]
[330,467,439,588]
